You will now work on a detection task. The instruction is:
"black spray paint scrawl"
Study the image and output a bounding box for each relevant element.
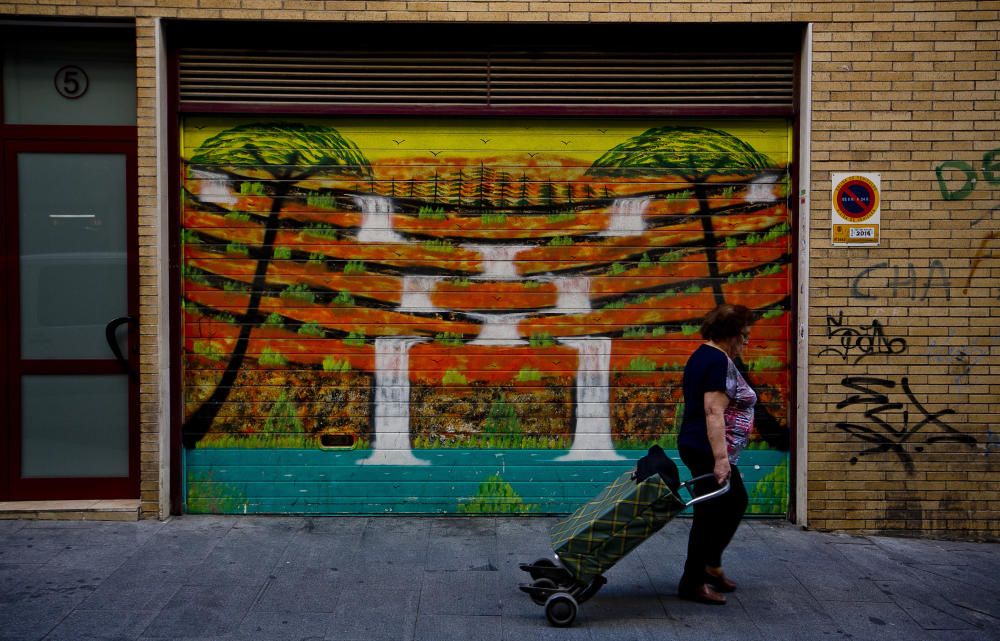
[835,376,977,473]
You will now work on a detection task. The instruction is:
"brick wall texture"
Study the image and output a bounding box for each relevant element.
[2,0,997,539]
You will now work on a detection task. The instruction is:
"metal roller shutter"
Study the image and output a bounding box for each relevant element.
[177,49,796,111]
[179,116,794,515]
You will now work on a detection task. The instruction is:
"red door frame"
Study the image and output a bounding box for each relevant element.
[0,126,139,500]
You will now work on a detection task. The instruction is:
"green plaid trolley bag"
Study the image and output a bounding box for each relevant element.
[518,446,729,627]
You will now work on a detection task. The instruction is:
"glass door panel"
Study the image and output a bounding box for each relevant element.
[18,153,128,359]
[21,375,129,478]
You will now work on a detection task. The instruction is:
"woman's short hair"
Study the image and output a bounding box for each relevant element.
[700,303,755,341]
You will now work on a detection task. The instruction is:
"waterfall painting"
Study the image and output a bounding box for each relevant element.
[180,118,793,515]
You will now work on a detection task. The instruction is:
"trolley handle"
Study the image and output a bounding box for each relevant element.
[680,473,730,507]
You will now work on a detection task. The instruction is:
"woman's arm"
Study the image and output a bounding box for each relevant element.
[704,390,731,485]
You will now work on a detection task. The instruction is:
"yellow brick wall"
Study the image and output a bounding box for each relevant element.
[1,0,996,538]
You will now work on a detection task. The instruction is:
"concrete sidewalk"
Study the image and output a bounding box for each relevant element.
[0,516,996,641]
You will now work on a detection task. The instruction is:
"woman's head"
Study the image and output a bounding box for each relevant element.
[700,303,755,343]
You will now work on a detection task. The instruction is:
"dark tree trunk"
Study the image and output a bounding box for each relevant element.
[694,181,726,306]
[182,183,290,448]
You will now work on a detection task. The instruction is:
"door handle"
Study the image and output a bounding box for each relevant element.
[105,316,137,378]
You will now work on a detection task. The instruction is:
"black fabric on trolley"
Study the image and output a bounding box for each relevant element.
[634,445,681,493]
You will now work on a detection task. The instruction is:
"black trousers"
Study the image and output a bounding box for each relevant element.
[679,446,749,586]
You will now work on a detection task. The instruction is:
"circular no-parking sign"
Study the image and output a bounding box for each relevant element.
[833,175,879,222]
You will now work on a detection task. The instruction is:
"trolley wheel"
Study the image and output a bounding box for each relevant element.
[545,593,578,628]
[529,578,556,605]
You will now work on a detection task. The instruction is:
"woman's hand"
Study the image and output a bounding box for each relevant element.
[713,456,731,486]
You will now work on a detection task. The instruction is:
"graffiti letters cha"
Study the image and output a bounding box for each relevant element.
[179,118,793,514]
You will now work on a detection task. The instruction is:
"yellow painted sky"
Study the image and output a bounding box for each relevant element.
[181,116,792,167]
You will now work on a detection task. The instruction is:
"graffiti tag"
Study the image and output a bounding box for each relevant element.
[963,230,1000,298]
[819,311,907,363]
[850,260,952,301]
[935,147,1000,200]
[835,376,976,472]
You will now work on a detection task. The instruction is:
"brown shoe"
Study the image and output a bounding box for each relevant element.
[678,583,727,605]
[705,567,737,593]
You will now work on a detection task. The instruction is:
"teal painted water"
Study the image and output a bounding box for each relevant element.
[185,448,789,515]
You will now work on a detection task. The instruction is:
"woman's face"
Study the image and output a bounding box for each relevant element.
[729,327,751,359]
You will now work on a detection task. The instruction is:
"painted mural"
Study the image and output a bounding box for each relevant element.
[180,118,793,514]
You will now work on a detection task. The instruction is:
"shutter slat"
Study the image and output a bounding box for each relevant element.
[178,48,795,110]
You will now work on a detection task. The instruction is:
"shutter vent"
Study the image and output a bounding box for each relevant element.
[178,49,795,113]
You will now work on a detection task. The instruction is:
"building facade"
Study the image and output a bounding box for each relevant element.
[0,1,996,539]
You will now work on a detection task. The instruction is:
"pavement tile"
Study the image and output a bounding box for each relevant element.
[327,588,418,640]
[0,601,74,640]
[750,622,852,641]
[354,524,430,567]
[583,617,663,641]
[278,531,361,572]
[40,609,160,641]
[413,614,501,641]
[869,536,975,565]
[785,556,891,603]
[829,541,926,583]
[657,606,765,641]
[874,579,990,631]
[0,565,101,607]
[420,569,501,616]
[185,526,291,586]
[0,563,46,601]
[501,611,595,641]
[235,610,331,641]
[0,520,27,533]
[127,527,227,569]
[0,543,65,565]
[735,580,837,627]
[431,518,497,536]
[821,600,933,641]
[299,516,369,536]
[929,630,1000,641]
[22,521,164,547]
[78,564,186,611]
[584,566,666,621]
[907,565,1000,620]
[140,582,260,639]
[426,535,499,572]
[45,543,133,575]
[254,568,344,613]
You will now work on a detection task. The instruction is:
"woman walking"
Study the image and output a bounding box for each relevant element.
[677,303,757,605]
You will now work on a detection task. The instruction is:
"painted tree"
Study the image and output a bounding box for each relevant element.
[587,126,773,304]
[496,171,511,209]
[429,171,441,204]
[450,169,466,207]
[588,128,786,453]
[183,123,372,447]
[517,173,530,207]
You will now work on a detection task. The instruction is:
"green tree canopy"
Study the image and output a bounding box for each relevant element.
[190,122,373,181]
[586,126,773,182]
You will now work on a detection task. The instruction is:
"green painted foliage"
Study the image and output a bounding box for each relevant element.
[483,395,520,434]
[587,126,773,180]
[186,471,248,514]
[189,123,373,180]
[748,460,789,514]
[264,390,304,435]
[458,474,539,514]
